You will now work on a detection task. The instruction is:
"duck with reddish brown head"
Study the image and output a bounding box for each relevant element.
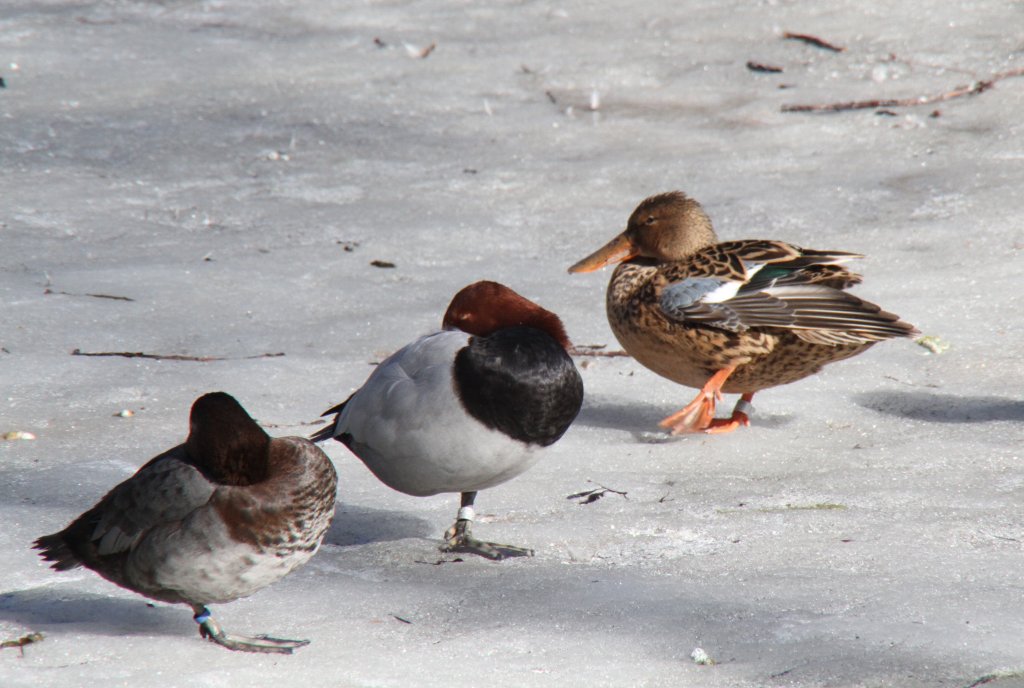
[570,191,918,434]
[34,392,338,654]
[313,281,583,560]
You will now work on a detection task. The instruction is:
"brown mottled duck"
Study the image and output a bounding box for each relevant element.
[569,191,918,434]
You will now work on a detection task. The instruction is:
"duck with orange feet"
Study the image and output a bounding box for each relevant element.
[569,191,918,434]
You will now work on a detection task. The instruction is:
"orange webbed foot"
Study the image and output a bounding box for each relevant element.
[658,392,719,434]
[658,367,738,435]
[703,393,755,435]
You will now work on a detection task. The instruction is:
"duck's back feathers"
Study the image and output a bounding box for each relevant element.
[33,445,216,575]
[745,263,863,291]
[657,240,917,344]
[663,240,860,282]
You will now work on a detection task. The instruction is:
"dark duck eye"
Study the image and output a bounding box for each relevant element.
[645,215,656,225]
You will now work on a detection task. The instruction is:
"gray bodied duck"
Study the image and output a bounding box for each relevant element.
[34,392,338,654]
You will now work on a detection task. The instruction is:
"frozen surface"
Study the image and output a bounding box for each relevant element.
[2,1,1023,686]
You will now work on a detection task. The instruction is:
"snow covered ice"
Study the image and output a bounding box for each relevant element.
[2,1,1023,686]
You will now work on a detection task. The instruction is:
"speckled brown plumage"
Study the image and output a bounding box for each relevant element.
[570,191,918,434]
[608,261,875,392]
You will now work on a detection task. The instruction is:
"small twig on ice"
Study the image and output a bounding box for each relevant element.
[567,481,628,505]
[72,349,285,362]
[782,31,845,52]
[413,558,463,565]
[963,670,1024,688]
[44,288,135,302]
[747,61,783,73]
[783,81,989,112]
[568,344,629,358]
[782,66,1024,113]
[979,530,1020,543]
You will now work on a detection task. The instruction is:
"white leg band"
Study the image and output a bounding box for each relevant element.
[457,506,475,522]
[734,399,755,417]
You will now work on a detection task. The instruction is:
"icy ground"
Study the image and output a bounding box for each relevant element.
[2,1,1023,686]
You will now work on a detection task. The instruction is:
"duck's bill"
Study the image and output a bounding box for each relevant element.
[567,233,637,273]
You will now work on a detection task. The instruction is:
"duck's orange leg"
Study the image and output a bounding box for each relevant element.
[704,392,755,434]
[659,367,736,435]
